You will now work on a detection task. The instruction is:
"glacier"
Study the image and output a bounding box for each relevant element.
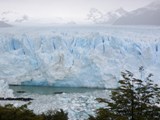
[0,26,160,88]
[0,80,14,98]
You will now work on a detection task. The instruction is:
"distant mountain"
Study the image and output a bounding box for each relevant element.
[87,8,127,24]
[87,8,104,24]
[106,8,128,24]
[0,21,12,27]
[0,11,72,26]
[114,0,160,25]
[0,11,29,25]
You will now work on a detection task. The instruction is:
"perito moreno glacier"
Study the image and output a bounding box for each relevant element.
[0,26,160,88]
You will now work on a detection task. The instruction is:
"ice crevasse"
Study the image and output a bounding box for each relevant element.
[0,26,160,88]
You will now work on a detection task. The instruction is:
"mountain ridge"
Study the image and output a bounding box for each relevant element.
[0,21,12,27]
[87,8,127,24]
[114,0,160,25]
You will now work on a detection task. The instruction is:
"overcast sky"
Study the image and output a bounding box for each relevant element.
[0,0,156,23]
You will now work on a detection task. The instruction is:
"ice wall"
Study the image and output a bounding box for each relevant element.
[0,26,160,88]
[0,80,14,98]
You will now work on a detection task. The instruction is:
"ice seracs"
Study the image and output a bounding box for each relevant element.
[0,80,14,98]
[0,26,160,88]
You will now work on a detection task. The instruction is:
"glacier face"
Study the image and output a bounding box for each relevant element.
[0,26,160,88]
[0,80,14,98]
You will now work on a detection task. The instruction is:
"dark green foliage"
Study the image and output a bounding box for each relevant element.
[89,68,160,120]
[0,104,43,120]
[41,109,68,120]
[0,104,68,120]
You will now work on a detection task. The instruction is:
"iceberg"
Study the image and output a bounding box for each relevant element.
[0,26,160,88]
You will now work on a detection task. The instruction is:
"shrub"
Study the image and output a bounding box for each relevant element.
[41,109,68,120]
[0,104,43,120]
[0,104,68,120]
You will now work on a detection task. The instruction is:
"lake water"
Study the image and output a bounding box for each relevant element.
[9,85,105,96]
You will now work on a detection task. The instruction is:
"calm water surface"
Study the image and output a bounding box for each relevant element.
[10,85,105,96]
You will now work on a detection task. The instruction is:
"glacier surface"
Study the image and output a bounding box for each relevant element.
[0,26,160,88]
[0,80,14,98]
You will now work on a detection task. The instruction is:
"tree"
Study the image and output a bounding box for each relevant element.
[89,69,160,120]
